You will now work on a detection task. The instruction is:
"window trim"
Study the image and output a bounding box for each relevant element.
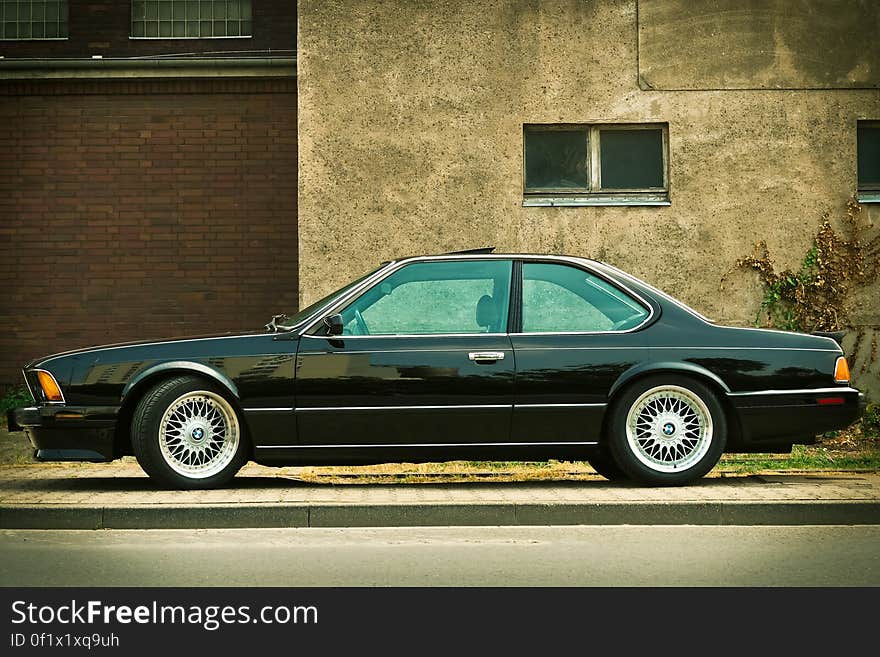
[522,122,670,207]
[513,259,655,336]
[857,120,880,203]
[297,255,660,339]
[305,258,516,338]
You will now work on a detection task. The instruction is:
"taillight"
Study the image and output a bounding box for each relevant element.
[834,356,850,384]
[36,370,64,402]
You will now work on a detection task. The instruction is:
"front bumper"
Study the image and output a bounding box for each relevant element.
[8,405,120,462]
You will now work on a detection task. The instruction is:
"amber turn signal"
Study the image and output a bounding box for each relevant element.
[834,356,850,384]
[36,370,64,402]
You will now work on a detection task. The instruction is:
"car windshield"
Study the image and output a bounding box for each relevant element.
[276,265,388,330]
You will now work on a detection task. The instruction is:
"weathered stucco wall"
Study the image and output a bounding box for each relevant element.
[298,0,880,395]
[639,0,880,90]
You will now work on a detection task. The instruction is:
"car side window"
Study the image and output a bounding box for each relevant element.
[521,262,649,333]
[338,260,512,336]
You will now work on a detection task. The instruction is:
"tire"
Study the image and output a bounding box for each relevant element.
[607,375,727,486]
[585,445,628,481]
[131,375,248,489]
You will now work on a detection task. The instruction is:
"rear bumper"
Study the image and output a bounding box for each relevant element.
[8,405,120,462]
[728,387,865,448]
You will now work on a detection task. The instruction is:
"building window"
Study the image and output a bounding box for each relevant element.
[857,121,880,203]
[523,123,669,206]
[131,0,252,39]
[0,1,68,39]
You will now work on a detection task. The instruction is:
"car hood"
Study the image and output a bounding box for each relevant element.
[25,330,271,369]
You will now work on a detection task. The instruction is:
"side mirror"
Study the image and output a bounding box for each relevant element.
[322,314,344,336]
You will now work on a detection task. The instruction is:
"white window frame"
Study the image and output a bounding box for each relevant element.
[130,0,253,40]
[0,0,69,40]
[523,122,670,207]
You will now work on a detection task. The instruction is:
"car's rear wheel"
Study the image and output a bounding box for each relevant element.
[607,375,726,485]
[131,375,248,489]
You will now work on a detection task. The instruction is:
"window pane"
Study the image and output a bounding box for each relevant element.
[524,129,589,191]
[522,263,649,333]
[599,128,664,189]
[339,261,512,336]
[858,124,880,188]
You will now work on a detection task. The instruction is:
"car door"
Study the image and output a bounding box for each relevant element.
[510,260,653,443]
[295,258,515,446]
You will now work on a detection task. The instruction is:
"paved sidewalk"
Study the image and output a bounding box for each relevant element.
[1,461,879,529]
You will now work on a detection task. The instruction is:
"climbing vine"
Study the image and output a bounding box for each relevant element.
[723,198,880,372]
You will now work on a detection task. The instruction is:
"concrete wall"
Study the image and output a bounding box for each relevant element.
[639,0,880,90]
[297,0,880,396]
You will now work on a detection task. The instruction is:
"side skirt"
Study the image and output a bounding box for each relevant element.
[253,443,598,466]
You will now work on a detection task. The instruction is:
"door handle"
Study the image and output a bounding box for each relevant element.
[468,351,505,363]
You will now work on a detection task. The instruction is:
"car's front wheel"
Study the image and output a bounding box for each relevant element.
[131,375,248,489]
[607,376,726,486]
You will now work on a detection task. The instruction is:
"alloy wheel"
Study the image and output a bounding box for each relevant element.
[157,390,240,479]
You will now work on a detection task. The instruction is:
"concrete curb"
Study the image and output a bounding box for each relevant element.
[2,500,879,529]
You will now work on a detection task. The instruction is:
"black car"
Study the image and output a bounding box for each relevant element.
[8,250,865,488]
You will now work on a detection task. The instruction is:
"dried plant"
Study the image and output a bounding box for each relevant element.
[726,198,879,334]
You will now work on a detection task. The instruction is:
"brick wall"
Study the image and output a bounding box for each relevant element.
[0,77,298,391]
[0,1,296,58]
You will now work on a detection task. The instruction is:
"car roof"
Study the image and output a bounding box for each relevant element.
[390,252,602,265]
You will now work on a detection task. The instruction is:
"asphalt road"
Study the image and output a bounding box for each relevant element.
[1,525,878,586]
